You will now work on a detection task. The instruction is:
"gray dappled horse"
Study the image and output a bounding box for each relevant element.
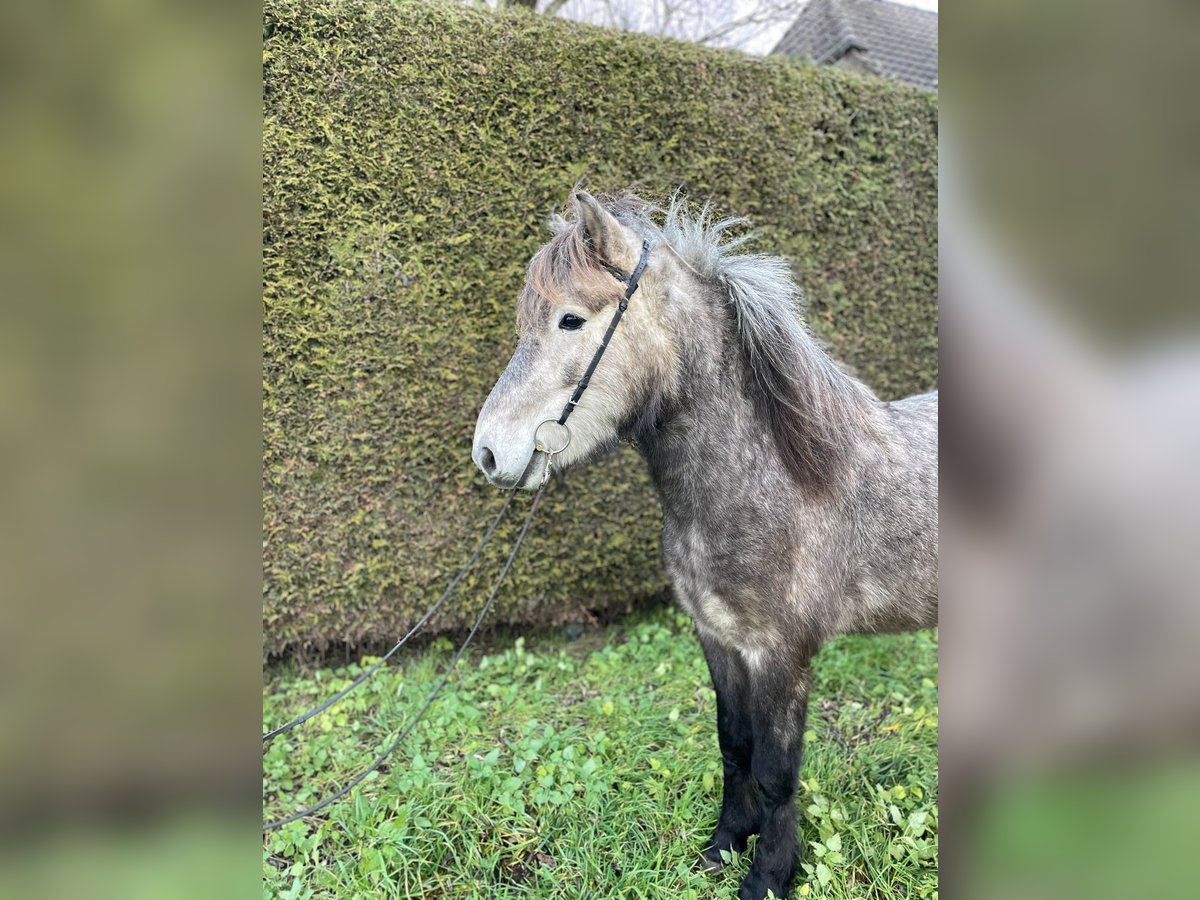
[472,191,938,900]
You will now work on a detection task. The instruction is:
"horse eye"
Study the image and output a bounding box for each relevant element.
[558,313,586,331]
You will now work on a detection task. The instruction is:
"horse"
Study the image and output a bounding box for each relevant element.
[471,190,938,900]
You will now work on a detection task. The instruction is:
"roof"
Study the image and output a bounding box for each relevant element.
[772,0,938,91]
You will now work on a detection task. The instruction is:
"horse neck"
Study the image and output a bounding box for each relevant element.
[629,280,783,520]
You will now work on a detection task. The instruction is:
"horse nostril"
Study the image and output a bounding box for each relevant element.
[479,445,497,476]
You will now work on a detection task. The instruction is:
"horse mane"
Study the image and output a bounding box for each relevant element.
[543,192,878,487]
[661,196,878,487]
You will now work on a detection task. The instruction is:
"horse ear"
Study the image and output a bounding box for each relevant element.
[574,191,639,272]
[547,212,569,234]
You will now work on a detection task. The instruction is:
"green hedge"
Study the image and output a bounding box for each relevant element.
[263,0,938,657]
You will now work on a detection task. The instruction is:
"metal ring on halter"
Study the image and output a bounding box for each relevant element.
[533,418,572,456]
[534,419,571,487]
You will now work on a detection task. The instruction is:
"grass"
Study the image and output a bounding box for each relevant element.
[262,604,938,899]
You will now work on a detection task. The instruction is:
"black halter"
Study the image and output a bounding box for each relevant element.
[556,239,652,427]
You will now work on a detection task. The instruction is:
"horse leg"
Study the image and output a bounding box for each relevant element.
[738,657,811,900]
[698,631,760,868]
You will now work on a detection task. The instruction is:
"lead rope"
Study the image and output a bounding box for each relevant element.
[263,484,546,831]
[263,241,652,831]
[263,490,518,746]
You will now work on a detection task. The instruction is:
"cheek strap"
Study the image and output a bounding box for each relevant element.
[556,239,652,427]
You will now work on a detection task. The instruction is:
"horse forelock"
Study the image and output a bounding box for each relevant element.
[518,225,618,331]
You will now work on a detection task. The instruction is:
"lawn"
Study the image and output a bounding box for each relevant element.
[262,604,938,899]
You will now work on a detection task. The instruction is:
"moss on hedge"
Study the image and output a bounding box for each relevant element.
[263,0,938,657]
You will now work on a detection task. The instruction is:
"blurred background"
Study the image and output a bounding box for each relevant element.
[0,1,260,897]
[1,0,1198,897]
[939,2,1200,896]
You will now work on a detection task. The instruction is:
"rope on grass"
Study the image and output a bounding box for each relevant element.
[262,484,545,831]
[262,489,518,745]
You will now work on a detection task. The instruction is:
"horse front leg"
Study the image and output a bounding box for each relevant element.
[738,655,811,900]
[697,630,760,868]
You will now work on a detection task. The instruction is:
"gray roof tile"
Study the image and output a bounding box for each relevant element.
[773,0,938,91]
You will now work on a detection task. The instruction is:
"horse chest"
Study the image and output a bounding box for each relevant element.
[664,524,775,655]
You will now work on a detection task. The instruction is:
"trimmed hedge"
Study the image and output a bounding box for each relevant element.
[263,0,938,657]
